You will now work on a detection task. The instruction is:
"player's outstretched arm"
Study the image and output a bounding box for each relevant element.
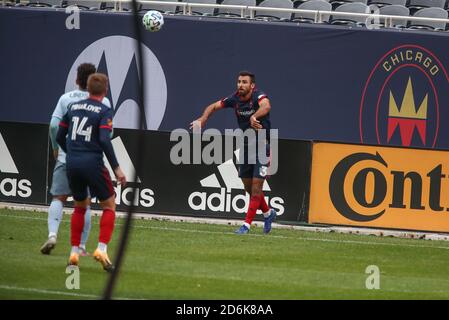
[190,100,223,129]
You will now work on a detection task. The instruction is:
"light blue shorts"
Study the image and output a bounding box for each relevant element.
[50,160,72,196]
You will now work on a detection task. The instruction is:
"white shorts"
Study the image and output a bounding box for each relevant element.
[50,160,71,196]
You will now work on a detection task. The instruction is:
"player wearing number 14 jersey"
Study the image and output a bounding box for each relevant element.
[57,73,126,272]
[40,63,112,257]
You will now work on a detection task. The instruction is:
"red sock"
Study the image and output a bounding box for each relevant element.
[245,195,262,225]
[259,193,270,213]
[99,209,115,244]
[71,207,86,246]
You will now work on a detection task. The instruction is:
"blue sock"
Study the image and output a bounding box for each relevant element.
[48,199,63,238]
[80,206,91,247]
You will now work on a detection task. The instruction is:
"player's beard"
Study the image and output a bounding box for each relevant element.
[238,87,250,97]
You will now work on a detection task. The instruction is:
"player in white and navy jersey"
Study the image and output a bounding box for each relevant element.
[40,63,111,256]
[57,73,126,272]
[191,71,277,235]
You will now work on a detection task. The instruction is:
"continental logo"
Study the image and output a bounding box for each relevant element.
[329,151,445,222]
[360,45,449,149]
[309,143,449,233]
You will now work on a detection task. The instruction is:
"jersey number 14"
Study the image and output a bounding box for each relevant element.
[71,116,92,142]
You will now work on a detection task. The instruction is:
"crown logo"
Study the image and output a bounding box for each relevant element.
[387,77,428,146]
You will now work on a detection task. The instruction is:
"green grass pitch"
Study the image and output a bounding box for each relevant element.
[1,208,449,300]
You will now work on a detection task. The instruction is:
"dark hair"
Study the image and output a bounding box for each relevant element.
[77,63,97,90]
[239,71,255,83]
[87,73,108,96]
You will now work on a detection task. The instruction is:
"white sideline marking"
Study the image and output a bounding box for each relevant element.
[3,202,449,242]
[133,225,449,251]
[0,285,136,300]
[1,212,449,251]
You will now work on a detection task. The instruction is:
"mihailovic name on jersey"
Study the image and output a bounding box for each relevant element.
[71,103,102,113]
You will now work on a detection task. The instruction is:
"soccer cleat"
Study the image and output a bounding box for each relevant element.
[40,236,57,255]
[93,249,114,273]
[67,252,79,267]
[263,209,277,234]
[235,225,250,234]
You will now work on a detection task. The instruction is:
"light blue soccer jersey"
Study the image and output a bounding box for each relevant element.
[50,89,111,163]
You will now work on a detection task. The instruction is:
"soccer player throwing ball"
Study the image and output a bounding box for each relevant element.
[191,71,277,234]
[57,73,126,271]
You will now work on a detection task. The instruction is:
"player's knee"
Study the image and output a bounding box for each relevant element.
[100,195,116,211]
[54,195,68,203]
[74,199,89,209]
[251,186,263,196]
[241,178,252,195]
[251,179,264,196]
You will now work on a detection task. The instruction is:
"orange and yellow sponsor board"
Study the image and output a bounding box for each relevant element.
[309,142,449,232]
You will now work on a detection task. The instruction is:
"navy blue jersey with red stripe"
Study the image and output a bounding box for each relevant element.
[221,89,270,131]
[57,98,118,170]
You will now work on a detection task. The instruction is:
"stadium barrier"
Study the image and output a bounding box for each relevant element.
[0,122,312,223]
[4,121,449,232]
[0,122,49,205]
[309,141,449,233]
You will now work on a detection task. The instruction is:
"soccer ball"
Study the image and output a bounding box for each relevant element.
[142,10,164,32]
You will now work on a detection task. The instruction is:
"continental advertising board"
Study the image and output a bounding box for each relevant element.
[309,142,449,232]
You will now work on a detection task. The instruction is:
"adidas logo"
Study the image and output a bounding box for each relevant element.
[103,137,155,207]
[200,150,271,191]
[0,133,32,198]
[104,137,141,183]
[188,150,285,215]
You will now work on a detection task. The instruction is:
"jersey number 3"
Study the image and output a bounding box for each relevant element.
[71,116,92,142]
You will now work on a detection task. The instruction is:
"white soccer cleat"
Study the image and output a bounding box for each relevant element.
[40,236,57,255]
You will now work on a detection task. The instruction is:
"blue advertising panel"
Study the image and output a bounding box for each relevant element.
[1,7,449,150]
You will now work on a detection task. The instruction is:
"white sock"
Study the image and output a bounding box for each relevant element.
[97,242,107,253]
[48,199,64,237]
[262,210,271,218]
[243,222,251,229]
[71,246,79,254]
[80,206,91,247]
